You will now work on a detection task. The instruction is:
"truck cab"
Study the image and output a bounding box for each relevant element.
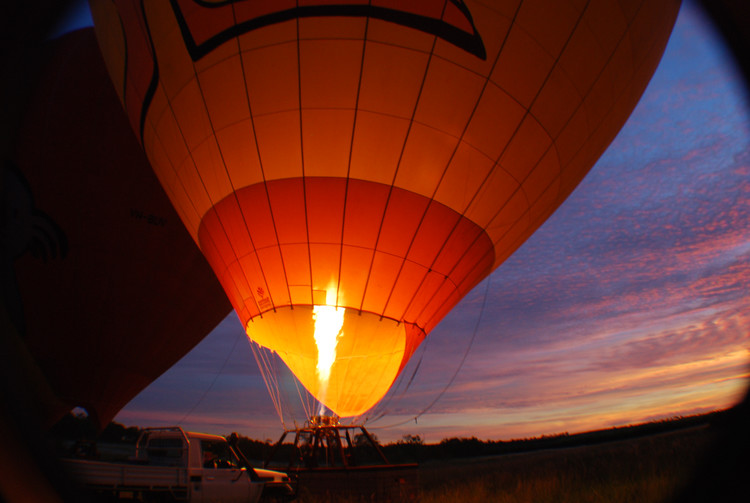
[136,428,294,502]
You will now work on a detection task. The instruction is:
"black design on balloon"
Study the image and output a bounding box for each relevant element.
[171,1,486,61]
[138,0,161,144]
[2,160,69,336]
[136,0,486,144]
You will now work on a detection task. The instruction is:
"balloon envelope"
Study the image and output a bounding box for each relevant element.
[90,0,680,417]
[9,28,231,428]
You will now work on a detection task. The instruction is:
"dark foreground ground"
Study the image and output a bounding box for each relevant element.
[293,409,749,503]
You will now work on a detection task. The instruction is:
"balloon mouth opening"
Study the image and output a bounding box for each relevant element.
[245,306,410,417]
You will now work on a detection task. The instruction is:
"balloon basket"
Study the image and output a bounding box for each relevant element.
[263,419,418,501]
[264,417,390,469]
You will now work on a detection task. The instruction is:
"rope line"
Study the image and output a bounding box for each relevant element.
[178,327,244,425]
[367,272,492,431]
[250,341,286,427]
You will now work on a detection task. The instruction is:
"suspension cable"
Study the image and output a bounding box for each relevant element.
[366,273,492,431]
[249,341,286,427]
[177,326,245,425]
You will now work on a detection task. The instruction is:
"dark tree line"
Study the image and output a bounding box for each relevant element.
[49,409,728,464]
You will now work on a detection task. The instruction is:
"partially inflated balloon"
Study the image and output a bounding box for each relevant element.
[89,0,679,417]
[10,29,232,428]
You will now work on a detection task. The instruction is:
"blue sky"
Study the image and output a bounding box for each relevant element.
[90,0,750,443]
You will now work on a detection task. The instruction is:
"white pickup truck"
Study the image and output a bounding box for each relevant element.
[63,427,295,502]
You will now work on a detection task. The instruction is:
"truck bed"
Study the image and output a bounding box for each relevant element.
[63,458,189,499]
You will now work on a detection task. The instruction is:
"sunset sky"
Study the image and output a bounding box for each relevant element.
[62,0,750,443]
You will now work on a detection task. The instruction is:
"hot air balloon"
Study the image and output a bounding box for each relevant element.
[7,28,232,430]
[88,0,680,419]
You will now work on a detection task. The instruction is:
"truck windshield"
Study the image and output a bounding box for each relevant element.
[200,439,239,469]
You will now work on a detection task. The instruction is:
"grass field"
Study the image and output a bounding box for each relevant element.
[292,426,717,503]
[417,427,715,503]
